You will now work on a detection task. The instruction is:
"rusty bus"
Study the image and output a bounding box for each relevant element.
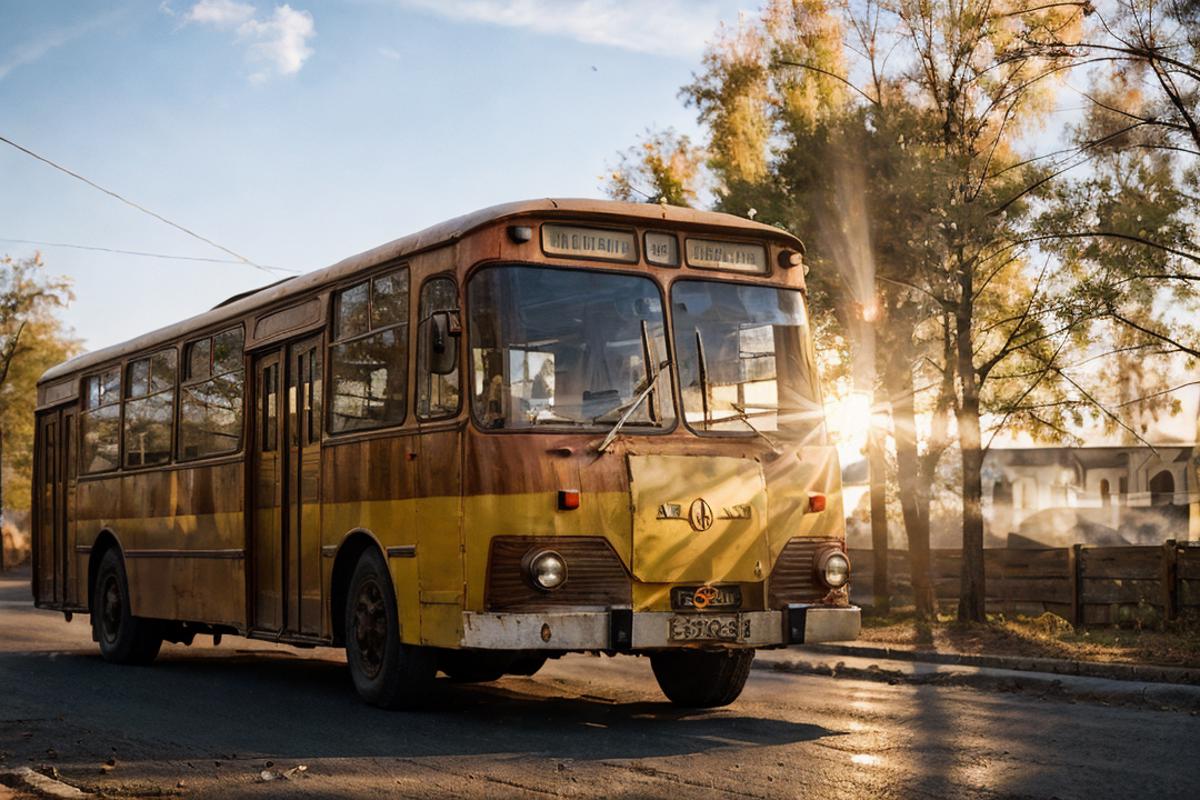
[31,199,859,709]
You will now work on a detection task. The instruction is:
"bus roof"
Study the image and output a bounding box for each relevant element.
[39,198,802,385]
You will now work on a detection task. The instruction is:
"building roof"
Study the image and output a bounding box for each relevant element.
[40,199,802,384]
[986,444,1196,468]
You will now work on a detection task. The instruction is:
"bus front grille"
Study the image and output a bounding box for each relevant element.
[767,537,842,607]
[485,536,632,612]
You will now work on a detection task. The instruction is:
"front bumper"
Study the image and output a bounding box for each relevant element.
[460,605,861,650]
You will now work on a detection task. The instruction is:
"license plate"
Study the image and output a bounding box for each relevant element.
[668,614,751,642]
[671,585,742,611]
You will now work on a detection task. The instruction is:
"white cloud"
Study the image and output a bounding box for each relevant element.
[183,1,315,81]
[240,5,315,81]
[395,0,739,59]
[185,0,256,28]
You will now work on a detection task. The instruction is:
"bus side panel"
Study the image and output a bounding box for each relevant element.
[322,435,421,644]
[462,430,595,613]
[76,462,246,627]
[763,445,846,562]
[416,428,464,647]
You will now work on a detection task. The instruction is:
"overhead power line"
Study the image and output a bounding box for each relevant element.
[0,237,286,269]
[0,133,294,275]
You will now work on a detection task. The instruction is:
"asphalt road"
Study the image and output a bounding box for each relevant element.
[1,567,1196,799]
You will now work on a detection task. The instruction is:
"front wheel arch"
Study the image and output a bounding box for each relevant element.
[329,530,387,647]
[87,529,124,618]
[344,547,436,709]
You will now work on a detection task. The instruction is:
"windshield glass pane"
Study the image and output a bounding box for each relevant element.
[671,280,824,440]
[469,265,674,431]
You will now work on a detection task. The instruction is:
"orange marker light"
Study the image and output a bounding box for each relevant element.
[808,494,826,513]
[558,489,581,511]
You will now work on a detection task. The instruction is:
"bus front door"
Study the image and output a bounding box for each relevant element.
[251,338,324,637]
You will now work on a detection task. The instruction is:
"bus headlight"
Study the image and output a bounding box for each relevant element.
[817,550,850,589]
[525,550,568,592]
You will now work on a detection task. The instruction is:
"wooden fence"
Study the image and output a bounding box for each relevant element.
[848,541,1200,626]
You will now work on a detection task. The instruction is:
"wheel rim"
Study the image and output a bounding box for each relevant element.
[352,578,388,679]
[99,574,122,645]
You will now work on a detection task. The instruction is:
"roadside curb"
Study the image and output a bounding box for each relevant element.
[0,768,88,799]
[751,654,1200,711]
[798,643,1200,685]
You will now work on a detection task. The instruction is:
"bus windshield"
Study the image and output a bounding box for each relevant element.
[468,265,675,431]
[671,279,824,439]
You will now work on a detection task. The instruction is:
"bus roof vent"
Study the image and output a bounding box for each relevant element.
[211,277,296,310]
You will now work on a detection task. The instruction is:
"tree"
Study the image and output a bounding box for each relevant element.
[0,253,76,567]
[609,0,1195,622]
[612,0,1129,621]
[1031,0,1200,392]
[604,128,706,207]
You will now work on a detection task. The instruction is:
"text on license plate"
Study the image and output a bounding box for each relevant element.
[668,614,751,642]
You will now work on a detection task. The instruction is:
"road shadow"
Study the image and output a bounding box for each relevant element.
[0,649,838,763]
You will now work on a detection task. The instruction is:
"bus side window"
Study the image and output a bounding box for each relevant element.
[179,327,245,460]
[416,276,461,420]
[80,367,121,474]
[260,362,278,451]
[123,349,177,467]
[329,267,409,433]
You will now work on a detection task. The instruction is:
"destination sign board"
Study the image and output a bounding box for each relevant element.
[685,239,768,274]
[644,232,679,266]
[542,224,637,262]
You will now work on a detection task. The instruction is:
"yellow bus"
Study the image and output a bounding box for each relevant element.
[32,199,858,709]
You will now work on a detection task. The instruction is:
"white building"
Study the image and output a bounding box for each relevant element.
[983,446,1198,546]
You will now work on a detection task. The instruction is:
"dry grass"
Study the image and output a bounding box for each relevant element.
[859,608,1200,669]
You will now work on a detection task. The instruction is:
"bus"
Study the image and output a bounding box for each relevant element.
[31,199,859,709]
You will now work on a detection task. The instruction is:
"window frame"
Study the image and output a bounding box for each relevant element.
[326,264,412,436]
[122,347,178,470]
[668,277,822,440]
[78,365,123,475]
[415,273,462,422]
[464,262,678,436]
[177,325,247,462]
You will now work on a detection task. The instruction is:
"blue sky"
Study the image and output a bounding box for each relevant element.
[1,0,751,350]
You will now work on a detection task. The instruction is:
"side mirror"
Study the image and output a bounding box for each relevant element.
[429,310,460,375]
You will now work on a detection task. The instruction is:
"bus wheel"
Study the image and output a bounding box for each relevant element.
[345,550,435,709]
[650,649,755,708]
[92,549,163,665]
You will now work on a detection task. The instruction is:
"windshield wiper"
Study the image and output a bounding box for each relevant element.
[695,328,710,427]
[591,320,663,424]
[594,359,672,454]
[730,403,781,453]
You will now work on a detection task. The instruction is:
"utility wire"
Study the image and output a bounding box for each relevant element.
[0,133,294,275]
[0,237,286,269]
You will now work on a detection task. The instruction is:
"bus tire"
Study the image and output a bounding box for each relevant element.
[345,549,435,709]
[92,549,163,665]
[650,649,755,708]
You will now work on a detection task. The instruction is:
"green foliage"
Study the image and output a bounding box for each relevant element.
[0,254,78,512]
[604,128,705,207]
[608,0,1198,620]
